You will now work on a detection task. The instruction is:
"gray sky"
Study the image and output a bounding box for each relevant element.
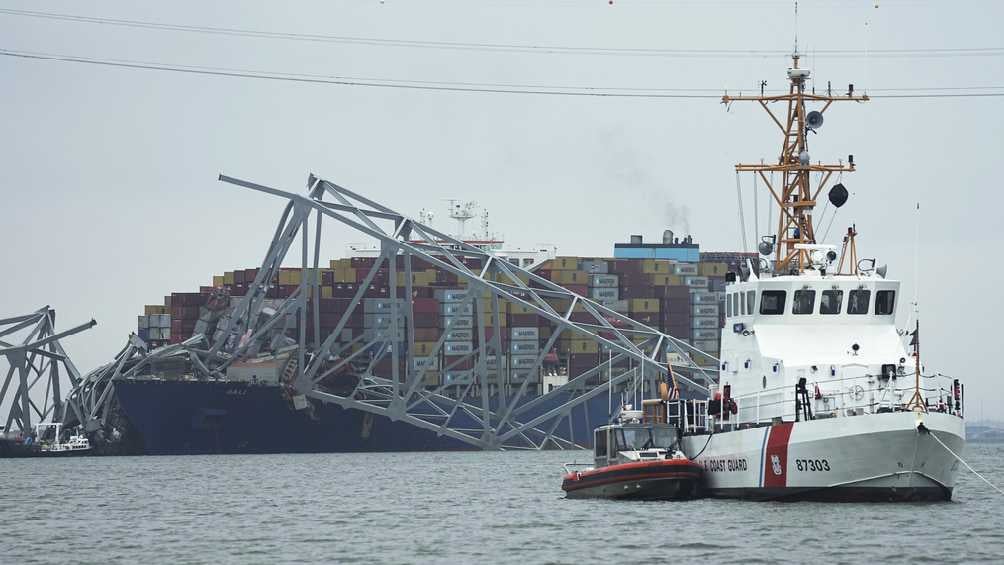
[2,1,1002,418]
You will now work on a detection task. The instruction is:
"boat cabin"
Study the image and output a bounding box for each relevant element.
[593,422,680,468]
[714,269,961,427]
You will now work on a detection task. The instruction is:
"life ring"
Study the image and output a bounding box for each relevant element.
[851,385,865,401]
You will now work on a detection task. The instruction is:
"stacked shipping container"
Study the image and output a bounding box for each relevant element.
[135,251,734,388]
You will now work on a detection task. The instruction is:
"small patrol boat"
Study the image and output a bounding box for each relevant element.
[562,404,703,500]
[34,423,93,456]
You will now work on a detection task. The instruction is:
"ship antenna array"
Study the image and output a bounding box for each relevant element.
[723,53,868,274]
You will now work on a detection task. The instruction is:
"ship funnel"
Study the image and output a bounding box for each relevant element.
[663,229,674,244]
[630,234,643,244]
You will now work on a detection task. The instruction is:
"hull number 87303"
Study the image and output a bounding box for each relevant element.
[795,458,831,472]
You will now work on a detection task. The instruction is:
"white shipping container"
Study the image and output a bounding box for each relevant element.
[690,292,718,304]
[511,354,539,368]
[673,263,699,275]
[445,329,473,341]
[692,304,720,317]
[684,276,709,288]
[444,370,473,385]
[692,328,719,340]
[589,287,619,301]
[364,314,405,328]
[443,316,473,329]
[412,356,439,370]
[441,303,474,316]
[511,341,539,354]
[588,274,619,288]
[691,316,720,329]
[444,341,473,355]
[434,289,470,303]
[510,326,539,341]
[363,298,405,313]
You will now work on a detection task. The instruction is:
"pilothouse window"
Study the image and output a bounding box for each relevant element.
[820,290,843,314]
[848,289,871,315]
[875,290,896,315]
[746,291,755,314]
[733,293,740,316]
[793,289,816,315]
[759,290,786,315]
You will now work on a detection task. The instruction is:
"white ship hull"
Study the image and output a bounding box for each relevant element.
[680,412,964,501]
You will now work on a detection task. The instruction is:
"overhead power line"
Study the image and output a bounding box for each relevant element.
[2,48,1004,99]
[2,7,1004,59]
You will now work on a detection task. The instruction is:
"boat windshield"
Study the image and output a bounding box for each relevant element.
[617,426,676,450]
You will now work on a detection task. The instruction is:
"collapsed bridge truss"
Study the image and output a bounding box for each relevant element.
[0,307,94,436]
[62,173,719,450]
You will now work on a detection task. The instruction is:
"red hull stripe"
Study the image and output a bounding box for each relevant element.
[762,422,794,488]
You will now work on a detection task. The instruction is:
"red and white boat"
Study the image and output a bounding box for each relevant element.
[672,53,965,502]
[562,411,703,500]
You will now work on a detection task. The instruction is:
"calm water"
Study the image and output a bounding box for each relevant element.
[3,444,1003,564]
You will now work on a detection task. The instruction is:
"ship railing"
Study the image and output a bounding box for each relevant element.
[668,399,709,435]
[709,372,962,431]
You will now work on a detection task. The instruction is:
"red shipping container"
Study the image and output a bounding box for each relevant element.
[563,284,588,296]
[509,314,538,326]
[413,298,438,314]
[171,292,207,307]
[318,298,353,313]
[363,285,390,298]
[351,257,377,268]
[414,313,439,328]
[332,283,359,298]
[413,328,441,341]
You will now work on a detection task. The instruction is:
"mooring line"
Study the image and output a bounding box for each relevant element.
[928,430,1004,497]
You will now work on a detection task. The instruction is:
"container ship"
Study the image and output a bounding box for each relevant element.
[112,225,747,455]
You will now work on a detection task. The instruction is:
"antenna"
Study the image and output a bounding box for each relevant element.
[793,1,799,56]
[905,201,925,412]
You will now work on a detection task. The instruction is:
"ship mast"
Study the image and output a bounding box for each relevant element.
[723,53,869,274]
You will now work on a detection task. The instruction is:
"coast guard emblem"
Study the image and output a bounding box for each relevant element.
[771,454,783,476]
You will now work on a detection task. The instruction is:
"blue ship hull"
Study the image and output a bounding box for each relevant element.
[114,380,612,455]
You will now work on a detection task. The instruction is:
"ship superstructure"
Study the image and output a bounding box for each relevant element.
[677,54,965,501]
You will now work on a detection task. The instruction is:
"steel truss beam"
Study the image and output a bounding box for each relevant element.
[0,307,94,436]
[65,172,719,451]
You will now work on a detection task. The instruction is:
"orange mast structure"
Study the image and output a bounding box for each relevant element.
[723,53,869,274]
